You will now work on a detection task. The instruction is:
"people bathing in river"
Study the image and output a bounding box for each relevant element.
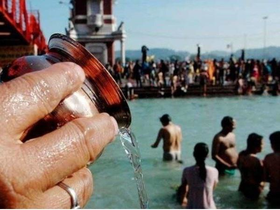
[237,133,265,200]
[211,116,238,175]
[151,114,183,162]
[179,143,219,209]
[263,131,280,205]
[173,121,280,207]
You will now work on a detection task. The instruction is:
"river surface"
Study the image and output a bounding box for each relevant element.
[86,96,280,209]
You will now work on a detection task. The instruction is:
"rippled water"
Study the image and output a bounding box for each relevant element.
[86,96,280,209]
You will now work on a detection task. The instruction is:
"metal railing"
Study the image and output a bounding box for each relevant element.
[0,0,46,51]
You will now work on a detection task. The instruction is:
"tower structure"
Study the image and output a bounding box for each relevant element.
[67,0,126,66]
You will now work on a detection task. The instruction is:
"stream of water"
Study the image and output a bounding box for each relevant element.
[119,128,149,209]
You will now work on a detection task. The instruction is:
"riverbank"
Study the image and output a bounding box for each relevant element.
[121,83,278,99]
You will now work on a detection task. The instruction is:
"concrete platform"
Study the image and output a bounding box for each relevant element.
[122,84,237,99]
[121,83,278,99]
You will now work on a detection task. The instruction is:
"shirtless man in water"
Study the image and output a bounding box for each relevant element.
[212,116,238,175]
[151,114,183,162]
[263,131,280,205]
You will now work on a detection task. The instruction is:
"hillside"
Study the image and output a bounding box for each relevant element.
[116,46,280,61]
[116,48,191,61]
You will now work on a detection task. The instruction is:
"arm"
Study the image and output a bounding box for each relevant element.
[212,136,222,162]
[181,186,188,208]
[263,157,270,182]
[177,127,183,151]
[179,170,188,208]
[258,159,265,189]
[151,128,163,148]
[213,181,218,190]
[178,126,183,143]
[213,171,219,190]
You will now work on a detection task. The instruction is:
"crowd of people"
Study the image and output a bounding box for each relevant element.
[106,57,280,97]
[151,114,280,209]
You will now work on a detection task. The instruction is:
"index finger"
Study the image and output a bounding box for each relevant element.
[0,62,85,138]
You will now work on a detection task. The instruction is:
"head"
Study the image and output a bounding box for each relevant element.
[221,116,235,132]
[246,133,263,154]
[160,114,171,126]
[269,131,280,152]
[193,143,209,182]
[193,142,209,161]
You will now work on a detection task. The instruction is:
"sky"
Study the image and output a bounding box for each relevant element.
[28,0,280,53]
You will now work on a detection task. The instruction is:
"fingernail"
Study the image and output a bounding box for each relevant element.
[110,117,119,136]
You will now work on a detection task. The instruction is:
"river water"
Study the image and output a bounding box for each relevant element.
[86,95,280,209]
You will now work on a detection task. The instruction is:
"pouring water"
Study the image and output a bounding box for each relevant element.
[119,128,149,209]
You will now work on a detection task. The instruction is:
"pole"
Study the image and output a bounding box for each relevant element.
[263,16,268,59]
[120,38,125,67]
[244,34,247,50]
[197,44,200,61]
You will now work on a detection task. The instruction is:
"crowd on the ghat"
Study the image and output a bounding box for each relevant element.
[106,57,280,96]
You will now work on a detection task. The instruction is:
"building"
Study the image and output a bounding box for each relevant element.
[0,0,46,67]
[67,0,126,66]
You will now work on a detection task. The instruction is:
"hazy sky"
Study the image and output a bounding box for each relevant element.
[28,0,280,53]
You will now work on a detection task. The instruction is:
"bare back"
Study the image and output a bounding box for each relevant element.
[161,123,182,152]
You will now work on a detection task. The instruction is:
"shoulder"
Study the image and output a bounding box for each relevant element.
[264,153,275,163]
[213,132,223,142]
[229,132,236,138]
[231,132,236,138]
[174,124,182,133]
[239,150,246,155]
[206,166,219,178]
[159,127,168,132]
[206,166,218,173]
[183,166,195,174]
[175,124,182,130]
[238,150,247,158]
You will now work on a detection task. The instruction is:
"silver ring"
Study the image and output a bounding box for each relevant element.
[58,182,80,209]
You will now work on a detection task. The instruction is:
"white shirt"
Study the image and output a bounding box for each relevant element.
[182,165,219,209]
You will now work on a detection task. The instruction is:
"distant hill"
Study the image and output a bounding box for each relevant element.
[116,48,191,61]
[116,46,280,61]
[236,46,280,60]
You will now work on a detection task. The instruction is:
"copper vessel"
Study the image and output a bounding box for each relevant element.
[1,34,131,141]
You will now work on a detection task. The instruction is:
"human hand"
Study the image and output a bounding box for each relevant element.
[0,62,118,208]
[229,164,237,169]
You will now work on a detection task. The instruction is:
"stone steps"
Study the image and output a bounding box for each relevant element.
[122,84,238,98]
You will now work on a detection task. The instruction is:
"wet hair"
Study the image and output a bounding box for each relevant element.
[246,133,263,152]
[221,116,234,128]
[193,142,209,182]
[269,131,280,151]
[160,114,171,126]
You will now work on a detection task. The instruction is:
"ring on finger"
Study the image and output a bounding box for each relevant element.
[58,182,80,209]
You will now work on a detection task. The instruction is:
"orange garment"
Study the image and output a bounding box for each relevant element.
[207,60,215,81]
